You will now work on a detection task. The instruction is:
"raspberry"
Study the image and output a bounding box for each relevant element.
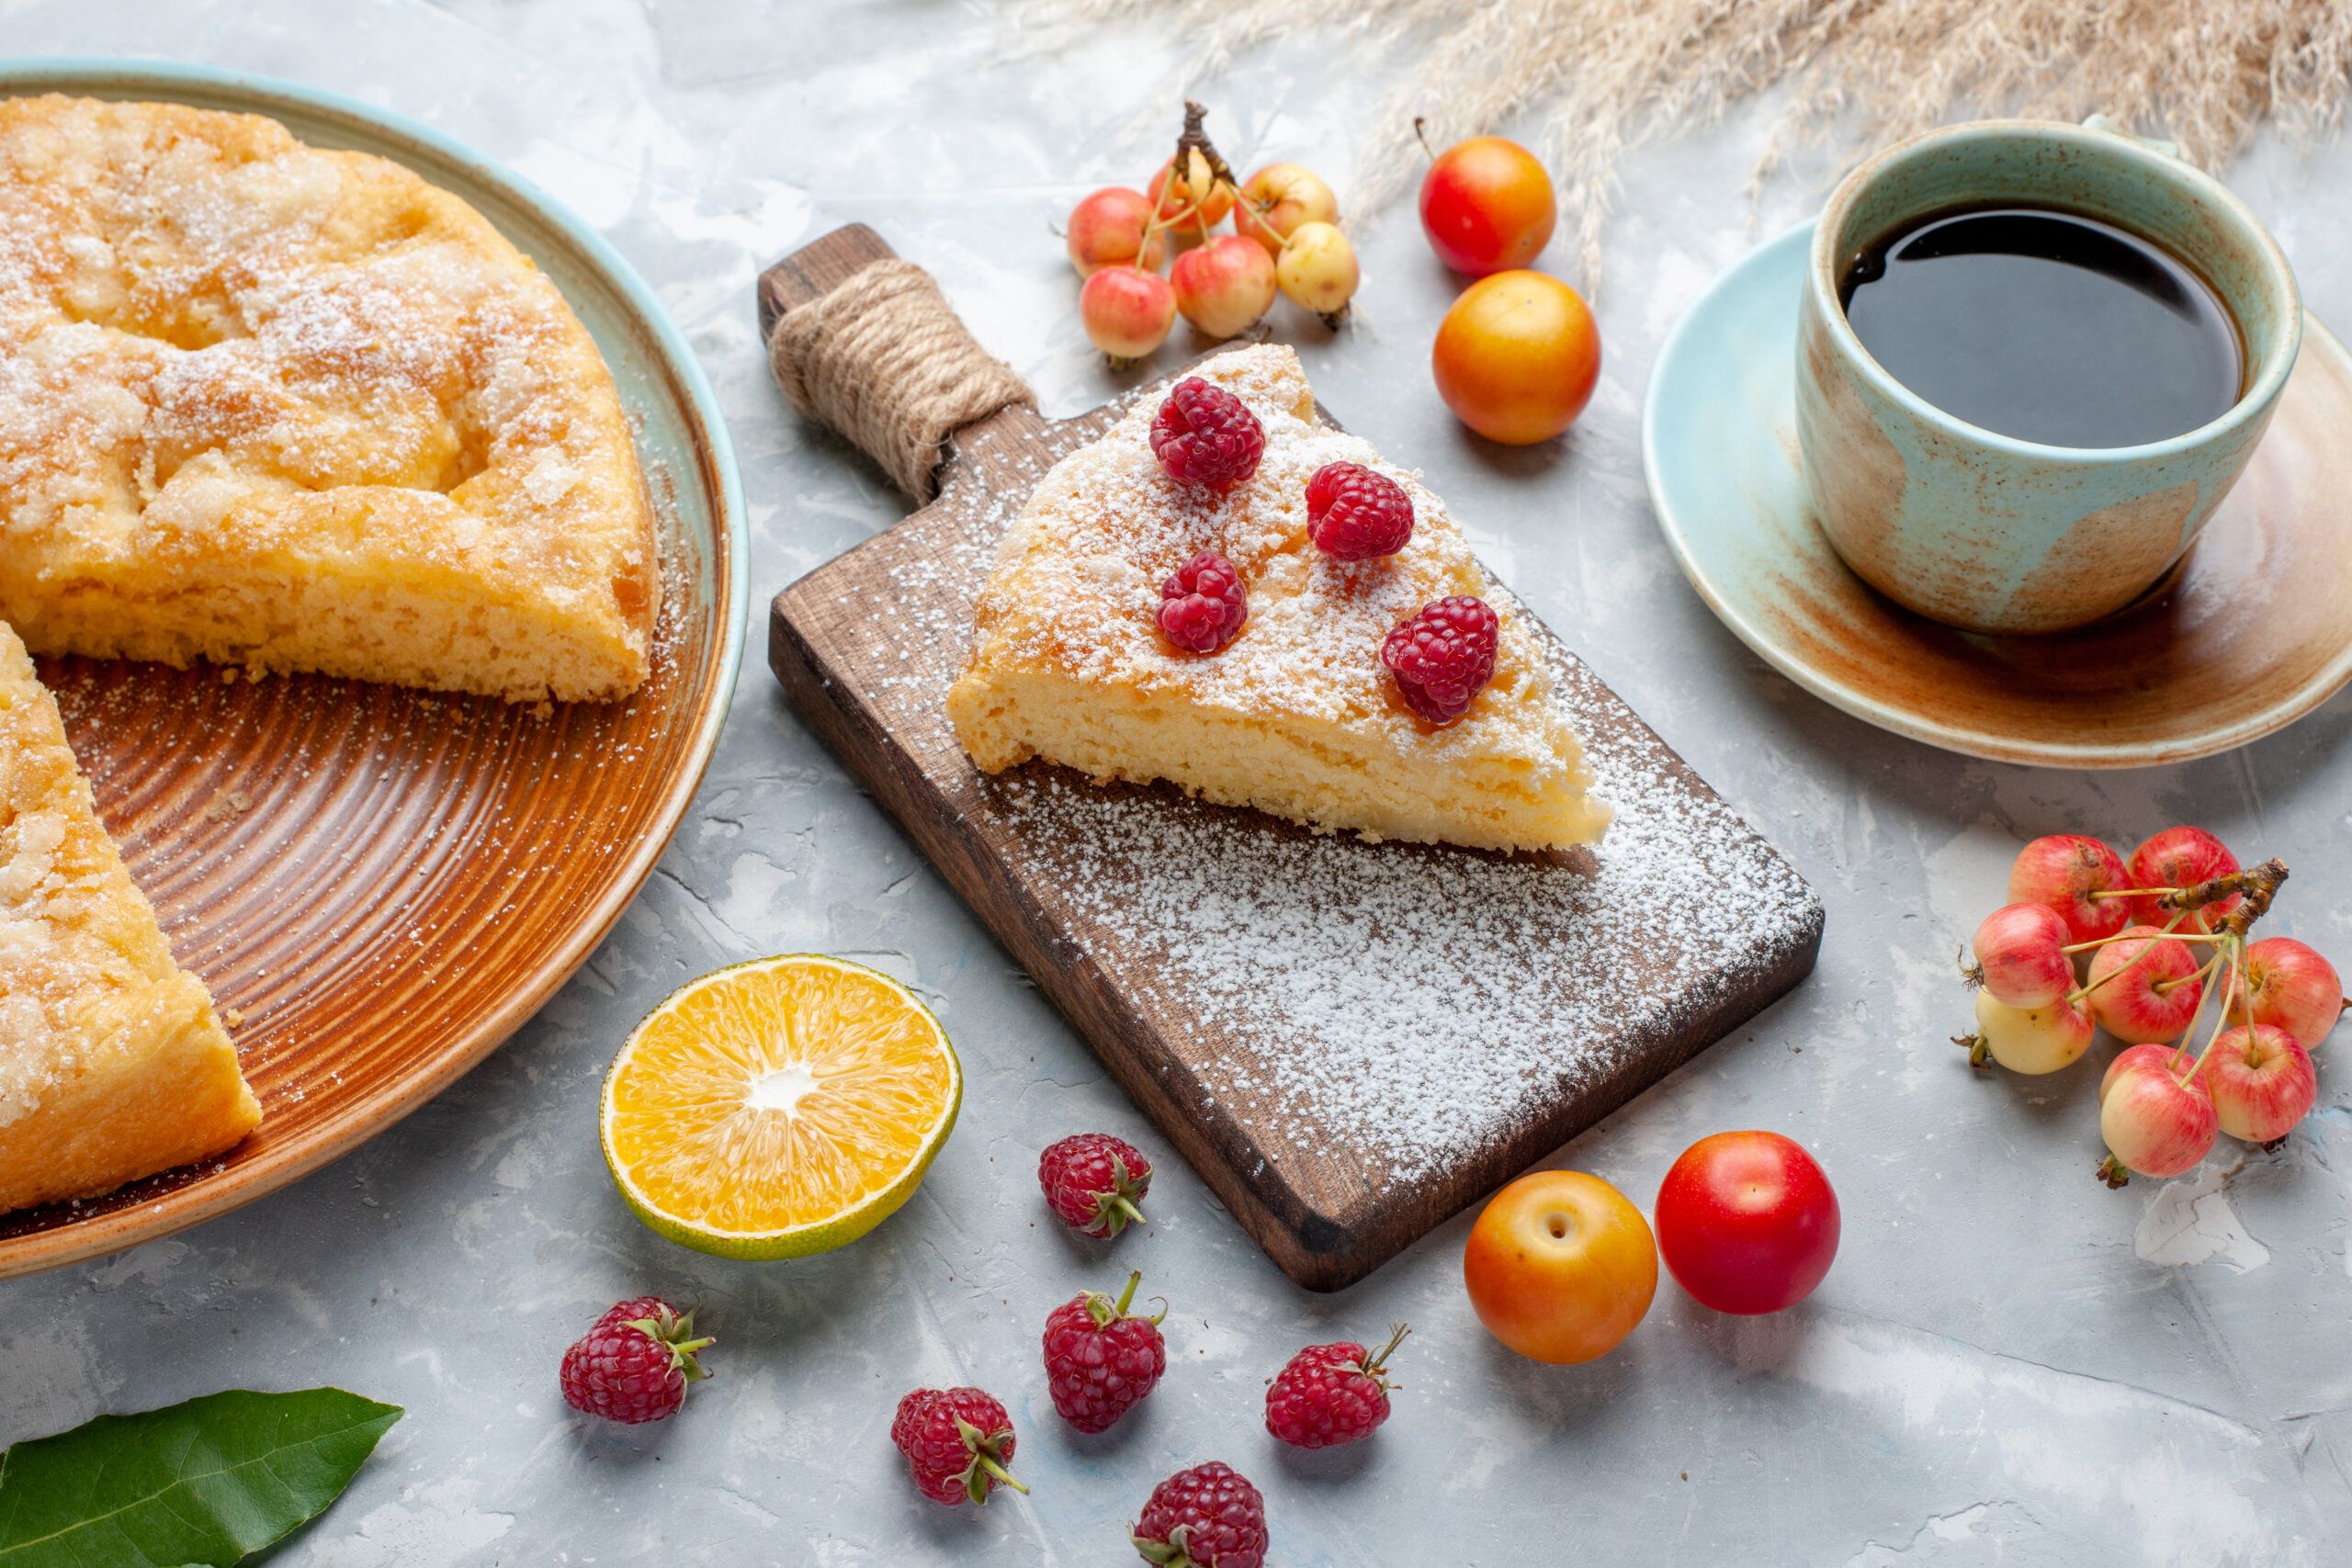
[1131,1461,1268,1568]
[1381,595,1500,724]
[1038,1132,1154,1237]
[890,1386,1026,1506]
[1149,377,1264,491]
[1263,1322,1409,1450]
[559,1298,712,1425]
[590,1294,672,1332]
[1043,1270,1169,1434]
[1159,551,1249,653]
[1304,461,1415,560]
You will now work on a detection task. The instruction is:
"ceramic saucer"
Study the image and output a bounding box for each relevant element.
[1642,220,2352,768]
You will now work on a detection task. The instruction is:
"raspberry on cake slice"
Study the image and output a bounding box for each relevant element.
[945,344,1610,853]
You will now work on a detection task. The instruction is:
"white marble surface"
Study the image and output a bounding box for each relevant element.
[6,3,2352,1563]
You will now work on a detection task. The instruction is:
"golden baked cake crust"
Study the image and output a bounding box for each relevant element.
[0,95,656,703]
[946,344,1611,852]
[0,620,259,1213]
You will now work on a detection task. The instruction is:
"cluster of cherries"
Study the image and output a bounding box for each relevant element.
[1149,376,1500,725]
[888,1133,1400,1568]
[1960,827,2345,1187]
[1069,102,1361,366]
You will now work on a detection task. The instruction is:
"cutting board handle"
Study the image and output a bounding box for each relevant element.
[757,224,1035,502]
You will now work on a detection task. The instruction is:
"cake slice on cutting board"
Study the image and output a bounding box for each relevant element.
[947,344,1610,852]
[0,621,259,1213]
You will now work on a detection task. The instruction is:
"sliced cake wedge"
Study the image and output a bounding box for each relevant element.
[0,621,260,1213]
[946,344,1610,852]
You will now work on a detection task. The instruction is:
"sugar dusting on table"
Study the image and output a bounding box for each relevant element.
[849,388,1823,1191]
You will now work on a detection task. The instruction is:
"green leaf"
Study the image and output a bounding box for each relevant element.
[0,1388,401,1568]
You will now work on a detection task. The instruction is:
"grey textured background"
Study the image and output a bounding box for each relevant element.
[6,3,2351,1563]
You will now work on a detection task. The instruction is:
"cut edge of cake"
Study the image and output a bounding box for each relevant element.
[0,620,260,1215]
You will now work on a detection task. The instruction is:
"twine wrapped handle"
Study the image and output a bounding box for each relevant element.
[765,254,1033,502]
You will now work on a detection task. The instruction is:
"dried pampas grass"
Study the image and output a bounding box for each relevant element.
[1011,0,2352,284]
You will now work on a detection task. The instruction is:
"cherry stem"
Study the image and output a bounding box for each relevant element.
[1412,115,1437,160]
[2154,953,2222,996]
[1140,196,1203,253]
[2060,931,2217,954]
[1169,99,1238,245]
[2070,909,2189,1005]
[2164,857,2289,937]
[2179,937,2245,1088]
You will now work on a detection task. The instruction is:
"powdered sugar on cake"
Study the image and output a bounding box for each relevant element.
[962,344,1581,777]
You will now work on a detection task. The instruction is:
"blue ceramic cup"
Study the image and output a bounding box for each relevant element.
[1796,118,2301,634]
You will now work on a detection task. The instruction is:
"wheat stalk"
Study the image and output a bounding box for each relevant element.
[1010,0,2352,286]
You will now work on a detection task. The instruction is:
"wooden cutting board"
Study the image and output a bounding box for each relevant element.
[762,226,1824,1290]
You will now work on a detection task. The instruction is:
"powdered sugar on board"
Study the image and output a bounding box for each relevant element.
[984,644,1818,1185]
[791,383,1823,1206]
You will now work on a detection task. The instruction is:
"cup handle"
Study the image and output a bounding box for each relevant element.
[2081,112,2182,162]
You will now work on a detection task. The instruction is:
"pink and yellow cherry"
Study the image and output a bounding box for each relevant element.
[1972,902,2073,1009]
[1968,989,2095,1075]
[2098,1044,2217,1185]
[1235,163,1338,255]
[2008,834,2132,944]
[2127,825,2240,934]
[1148,149,1235,240]
[1418,135,1555,276]
[2086,926,2204,1044]
[1274,221,1359,322]
[1080,265,1178,366]
[2229,936,2346,1050]
[2203,1024,2317,1145]
[1066,186,1167,277]
[1171,234,1276,340]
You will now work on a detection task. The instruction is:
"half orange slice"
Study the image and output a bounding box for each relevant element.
[600,954,960,1258]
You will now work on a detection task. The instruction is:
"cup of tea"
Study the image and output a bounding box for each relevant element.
[1796,118,2301,635]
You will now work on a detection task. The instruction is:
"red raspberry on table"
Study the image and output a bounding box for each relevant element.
[890,1386,1026,1506]
[589,1294,671,1332]
[1043,1269,1169,1434]
[1159,551,1249,653]
[1038,1132,1154,1237]
[1131,1461,1268,1568]
[1305,461,1415,560]
[1264,1322,1409,1450]
[1150,377,1264,491]
[1382,594,1500,724]
[559,1297,712,1425]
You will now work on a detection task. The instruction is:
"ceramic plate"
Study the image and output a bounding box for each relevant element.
[0,62,747,1278]
[1643,220,2352,767]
